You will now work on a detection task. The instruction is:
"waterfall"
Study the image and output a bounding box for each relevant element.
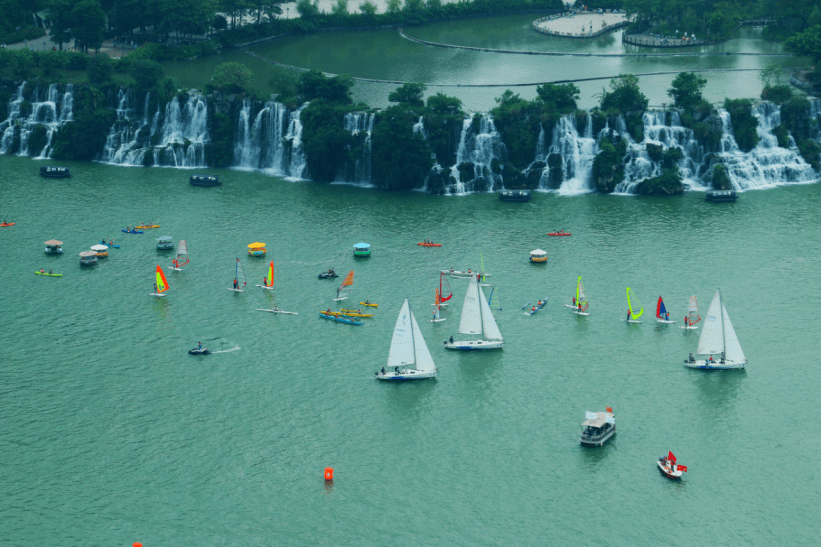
[232,100,307,179]
[447,114,505,194]
[547,114,597,195]
[334,111,375,186]
[714,104,817,190]
[0,82,74,158]
[412,115,427,139]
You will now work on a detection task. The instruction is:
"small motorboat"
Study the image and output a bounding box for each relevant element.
[40,166,70,178]
[188,347,211,355]
[318,269,339,279]
[657,451,687,480]
[1,222,15,227]
[190,174,220,187]
[499,189,531,202]
[45,240,63,254]
[417,242,442,247]
[122,229,144,234]
[354,243,371,257]
[580,408,616,447]
[91,244,109,258]
[547,231,571,236]
[530,249,548,263]
[100,240,120,248]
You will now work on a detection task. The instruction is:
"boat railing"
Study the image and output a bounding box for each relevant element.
[581,426,614,442]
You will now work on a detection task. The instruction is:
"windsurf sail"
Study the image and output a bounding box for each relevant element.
[656,296,667,319]
[487,286,502,313]
[480,252,487,284]
[234,258,246,288]
[155,265,169,293]
[337,270,355,299]
[439,272,452,303]
[626,287,643,320]
[433,288,442,321]
[265,260,274,288]
[173,240,189,269]
[687,295,701,326]
[576,276,589,311]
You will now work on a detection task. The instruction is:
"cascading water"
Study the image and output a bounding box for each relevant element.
[715,104,817,190]
[232,100,307,179]
[546,114,597,195]
[0,82,74,158]
[334,112,375,185]
[447,114,506,194]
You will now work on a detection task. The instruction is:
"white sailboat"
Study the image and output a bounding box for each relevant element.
[684,289,746,370]
[445,275,504,350]
[376,299,437,380]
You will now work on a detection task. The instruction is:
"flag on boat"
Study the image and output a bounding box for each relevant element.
[677,465,687,472]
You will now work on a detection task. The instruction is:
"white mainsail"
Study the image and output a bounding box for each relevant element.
[479,284,503,341]
[721,303,746,363]
[388,300,415,368]
[697,291,725,356]
[458,276,483,336]
[410,304,437,373]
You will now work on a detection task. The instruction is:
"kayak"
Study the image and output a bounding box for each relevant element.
[188,348,211,355]
[122,229,144,234]
[135,225,160,229]
[35,271,62,277]
[1,222,15,227]
[319,313,363,326]
[100,241,120,248]
[525,297,548,315]
[547,232,571,236]
[340,309,374,318]
[417,243,442,247]
[359,302,378,308]
[256,308,298,315]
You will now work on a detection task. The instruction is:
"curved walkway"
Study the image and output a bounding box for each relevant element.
[397,28,795,57]
[243,49,784,88]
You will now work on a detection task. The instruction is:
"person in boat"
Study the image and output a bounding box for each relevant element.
[326,308,331,314]
[197,342,202,350]
[48,269,52,274]
[395,367,400,374]
[689,353,695,363]
[467,269,472,274]
[364,300,370,305]
[127,226,131,232]
[709,355,714,363]
[449,267,454,273]
[449,336,454,344]
[531,306,536,312]
[328,268,333,275]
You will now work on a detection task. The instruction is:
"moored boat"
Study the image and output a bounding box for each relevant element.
[499,189,531,202]
[530,249,548,263]
[705,189,737,202]
[580,408,616,447]
[40,166,70,178]
[45,239,63,254]
[189,174,220,187]
[79,250,97,266]
[248,242,266,257]
[354,243,371,257]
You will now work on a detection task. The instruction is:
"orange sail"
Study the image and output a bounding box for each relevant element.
[439,272,452,303]
[266,260,274,287]
[341,270,354,288]
[155,265,169,293]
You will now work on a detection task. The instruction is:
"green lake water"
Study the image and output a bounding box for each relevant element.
[1,155,819,545]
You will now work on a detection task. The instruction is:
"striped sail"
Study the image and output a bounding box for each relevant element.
[174,240,189,268]
[155,265,168,293]
[687,295,701,326]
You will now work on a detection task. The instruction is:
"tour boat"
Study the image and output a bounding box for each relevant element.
[333,270,355,301]
[40,166,70,178]
[376,299,437,380]
[79,250,97,266]
[90,244,109,258]
[189,174,220,186]
[624,287,643,323]
[564,276,589,315]
[580,408,616,447]
[170,240,189,271]
[44,239,63,254]
[445,275,504,350]
[228,258,247,292]
[684,289,746,369]
[354,243,371,257]
[680,295,700,330]
[499,189,531,202]
[248,242,266,257]
[156,236,174,250]
[256,260,275,290]
[657,451,687,480]
[150,265,169,297]
[656,296,675,323]
[530,249,548,263]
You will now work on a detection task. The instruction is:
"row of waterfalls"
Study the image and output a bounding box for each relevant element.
[2,82,819,194]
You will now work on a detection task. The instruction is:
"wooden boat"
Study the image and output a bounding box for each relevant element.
[40,166,70,178]
[248,242,266,257]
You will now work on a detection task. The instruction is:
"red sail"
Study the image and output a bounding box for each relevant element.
[439,272,452,303]
[656,296,662,318]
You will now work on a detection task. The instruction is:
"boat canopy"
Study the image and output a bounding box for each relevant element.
[90,244,108,251]
[156,236,173,242]
[248,242,266,248]
[582,412,614,428]
[45,240,63,246]
[354,243,371,249]
[78,251,96,257]
[530,249,547,256]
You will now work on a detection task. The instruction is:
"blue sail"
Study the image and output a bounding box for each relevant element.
[657,297,667,318]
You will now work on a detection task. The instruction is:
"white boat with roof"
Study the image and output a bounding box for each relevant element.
[684,289,746,370]
[376,299,437,380]
[445,275,504,350]
[580,408,616,447]
[45,239,63,254]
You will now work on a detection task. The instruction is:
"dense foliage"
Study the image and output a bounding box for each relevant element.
[667,72,707,111]
[723,98,759,152]
[207,62,254,94]
[592,133,627,193]
[634,147,683,195]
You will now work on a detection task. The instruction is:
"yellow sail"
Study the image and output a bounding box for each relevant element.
[266,260,274,287]
[626,287,643,319]
[155,265,169,293]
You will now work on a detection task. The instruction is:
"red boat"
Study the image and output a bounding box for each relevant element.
[547,232,571,236]
[1,222,15,227]
[417,243,442,247]
[657,451,687,480]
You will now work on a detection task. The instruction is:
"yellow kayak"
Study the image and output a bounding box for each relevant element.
[135,224,160,229]
[319,310,344,317]
[340,309,374,318]
[359,302,378,308]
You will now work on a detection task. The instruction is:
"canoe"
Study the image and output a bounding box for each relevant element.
[319,313,363,326]
[417,243,442,247]
[340,309,374,318]
[359,302,378,308]
[547,232,571,236]
[135,225,160,229]
[122,229,144,234]
[35,271,62,277]
[1,222,15,227]
[99,241,120,248]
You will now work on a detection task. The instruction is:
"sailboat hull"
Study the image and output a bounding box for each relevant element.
[445,340,503,350]
[685,359,746,370]
[376,369,436,380]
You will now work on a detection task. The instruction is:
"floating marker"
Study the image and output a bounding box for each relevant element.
[324,467,334,481]
[133,543,143,547]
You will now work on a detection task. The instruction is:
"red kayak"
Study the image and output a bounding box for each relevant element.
[547,232,571,236]
[417,243,442,247]
[1,222,15,227]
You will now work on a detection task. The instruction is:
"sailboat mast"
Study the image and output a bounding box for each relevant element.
[408,300,416,364]
[719,288,726,358]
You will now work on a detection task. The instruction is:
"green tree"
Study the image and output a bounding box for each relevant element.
[130,60,165,90]
[48,0,74,50]
[386,0,401,13]
[600,74,648,114]
[667,72,707,110]
[371,105,434,190]
[784,25,821,63]
[210,62,253,93]
[388,82,426,107]
[331,0,348,16]
[358,0,376,15]
[295,0,319,18]
[297,70,354,104]
[87,54,114,85]
[723,98,759,152]
[71,0,106,52]
[535,82,579,113]
[404,0,423,12]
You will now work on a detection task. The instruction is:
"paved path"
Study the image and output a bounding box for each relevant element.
[534,12,627,37]
[3,30,72,51]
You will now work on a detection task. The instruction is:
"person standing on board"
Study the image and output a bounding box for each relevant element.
[233,278,238,289]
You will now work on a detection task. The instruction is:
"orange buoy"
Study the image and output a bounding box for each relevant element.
[133,543,143,547]
[324,467,334,481]
[606,406,613,413]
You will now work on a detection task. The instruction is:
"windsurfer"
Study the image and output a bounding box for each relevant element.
[684,316,689,326]
[263,277,267,286]
[626,309,631,321]
[449,336,454,344]
[665,312,670,321]
[233,278,238,289]
[153,283,157,292]
[572,296,576,305]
